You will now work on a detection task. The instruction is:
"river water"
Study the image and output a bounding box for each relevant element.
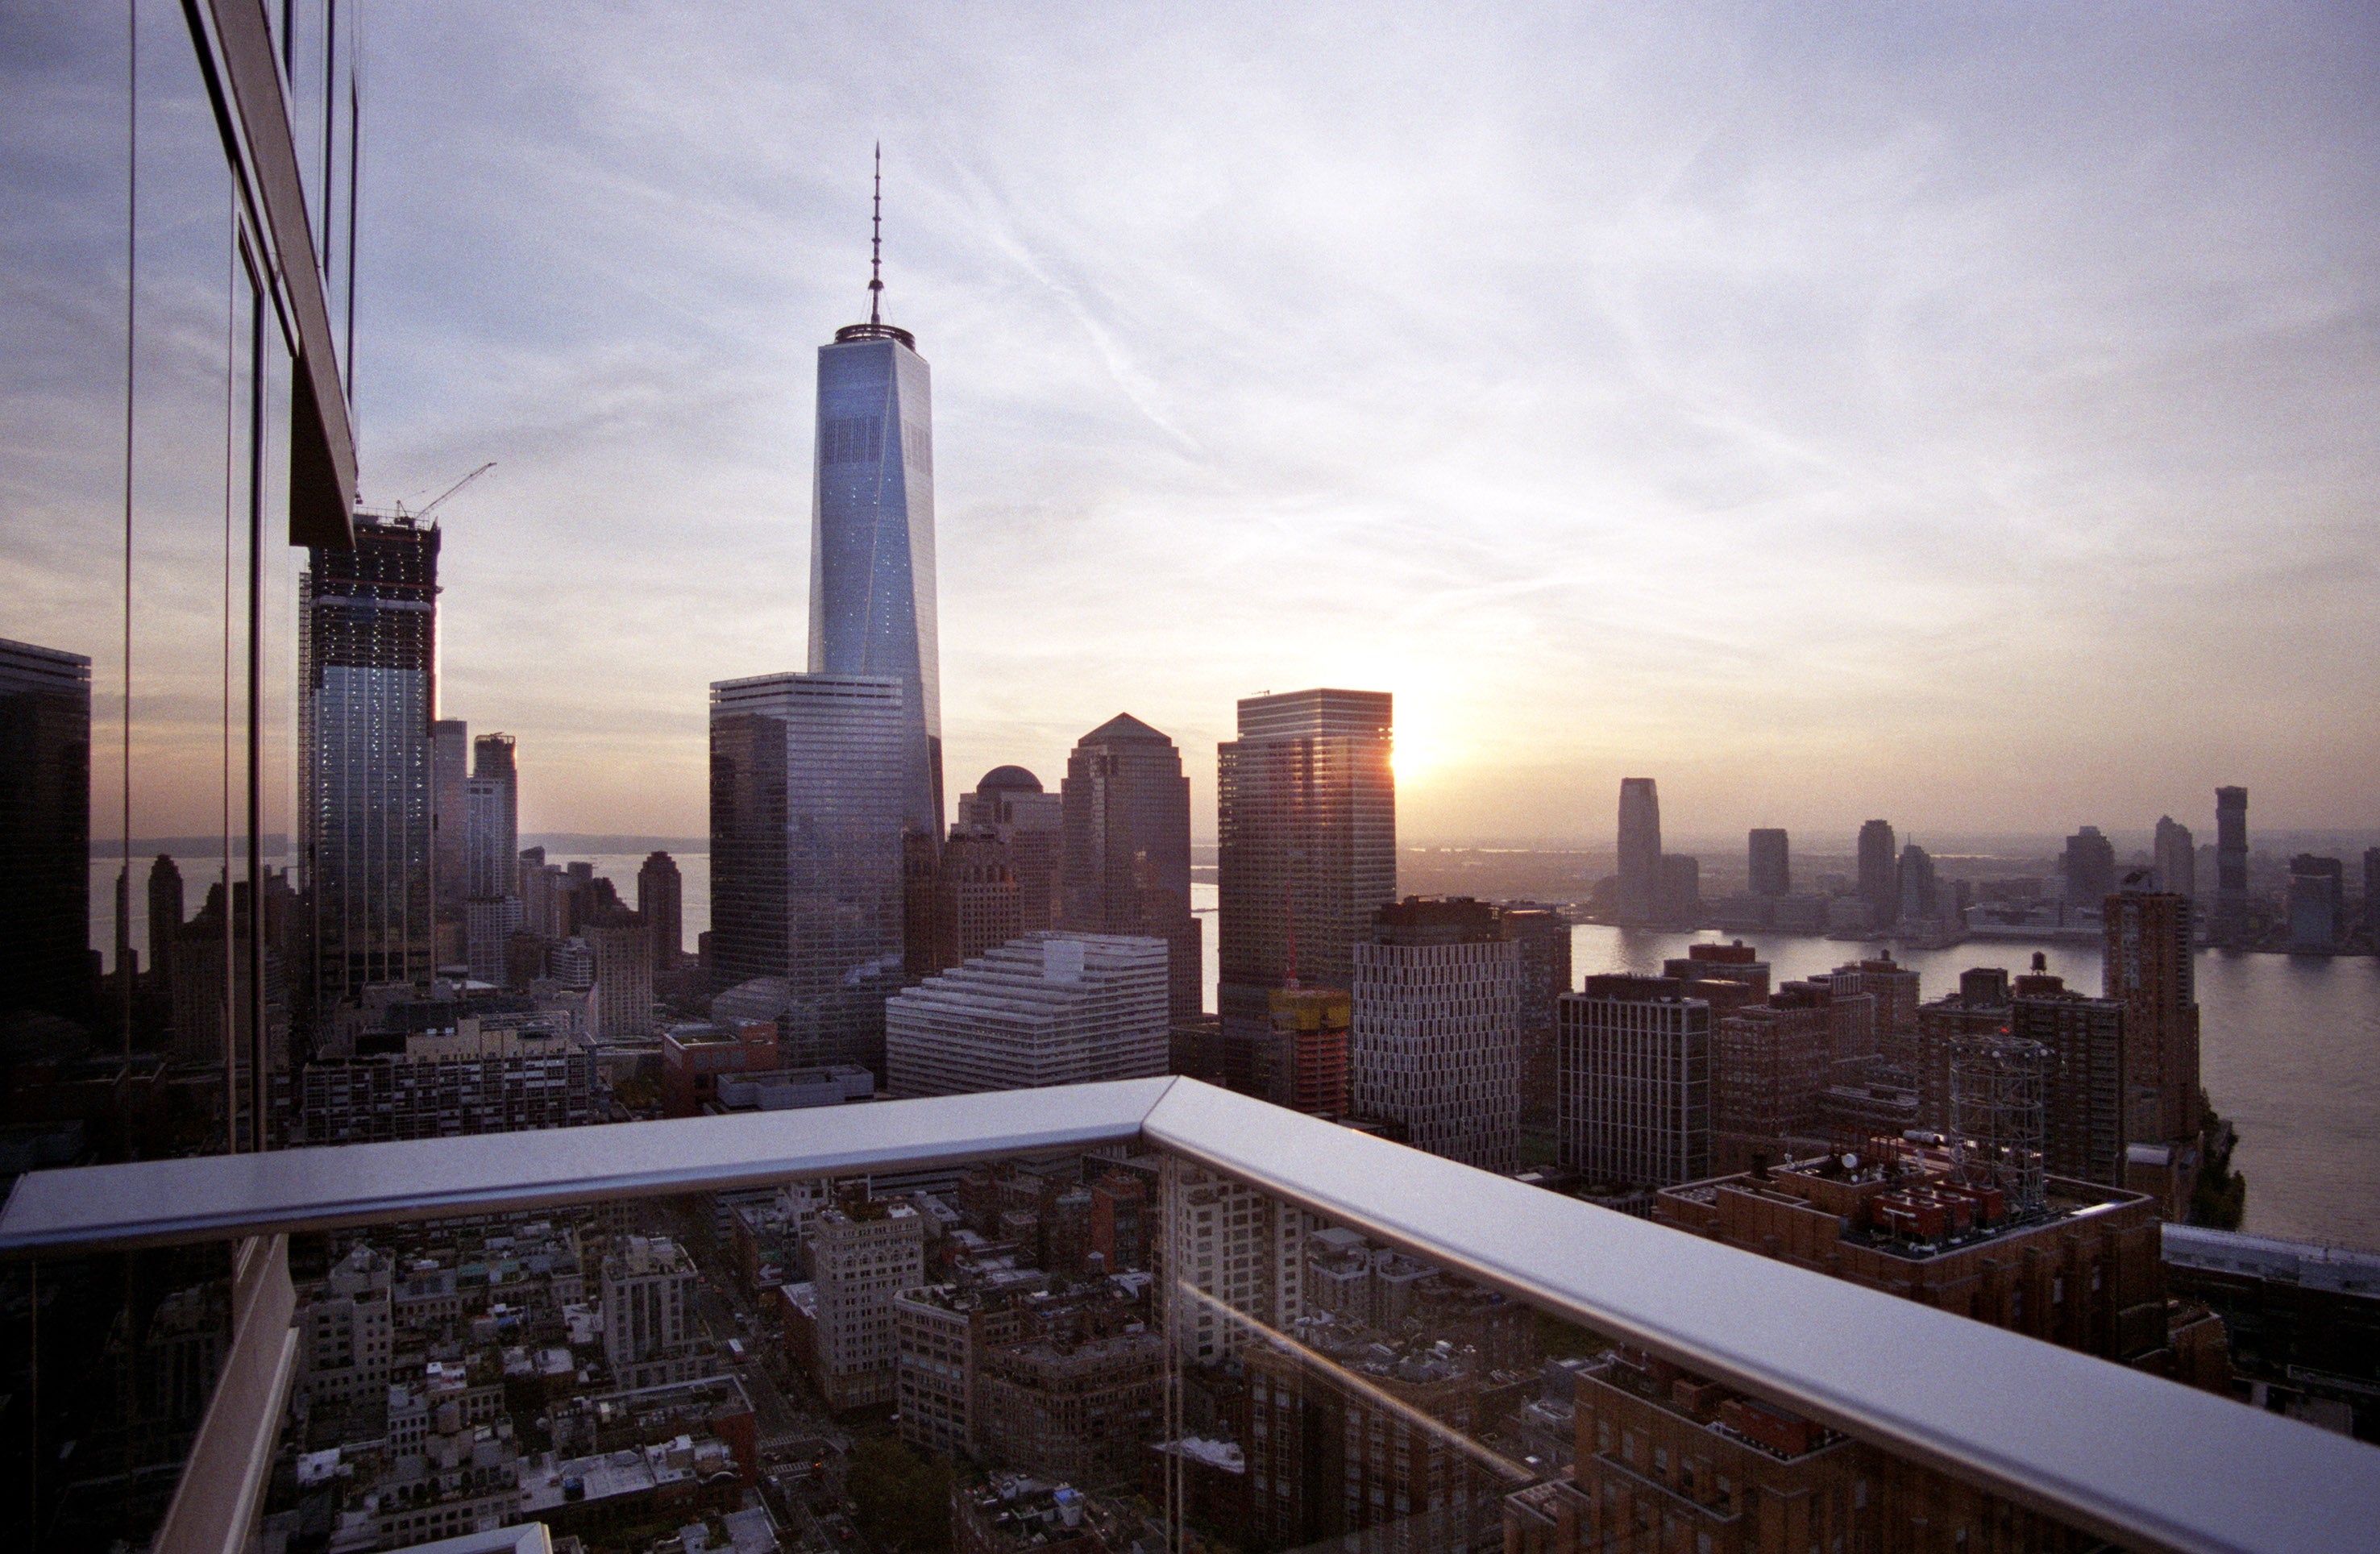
[102,857,2380,1251]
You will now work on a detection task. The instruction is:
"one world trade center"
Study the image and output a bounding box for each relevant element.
[806,157,942,838]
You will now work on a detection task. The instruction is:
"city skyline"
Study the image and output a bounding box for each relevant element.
[16,6,2370,846]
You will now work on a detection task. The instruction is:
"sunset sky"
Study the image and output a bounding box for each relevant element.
[345,2,2378,846]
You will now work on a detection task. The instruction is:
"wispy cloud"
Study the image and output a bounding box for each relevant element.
[318,0,2380,842]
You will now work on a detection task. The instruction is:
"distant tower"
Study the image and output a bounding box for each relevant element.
[2062,826,2116,909]
[2287,855,2345,954]
[808,153,942,838]
[302,515,439,1015]
[147,854,185,999]
[1615,779,1661,925]
[2153,816,2195,899]
[1747,829,1790,899]
[1857,820,1898,928]
[1061,713,1201,1020]
[1217,689,1396,1091]
[0,638,93,1025]
[466,733,519,899]
[430,719,469,916]
[2214,787,2249,946]
[1897,842,1938,924]
[638,850,684,974]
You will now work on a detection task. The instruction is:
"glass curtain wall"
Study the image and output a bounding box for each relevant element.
[0,1,359,1543]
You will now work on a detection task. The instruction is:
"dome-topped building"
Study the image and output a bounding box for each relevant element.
[957,765,1064,933]
[974,765,1044,796]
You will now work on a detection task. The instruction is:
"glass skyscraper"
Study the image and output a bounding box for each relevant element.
[1216,689,1396,1091]
[302,517,439,1015]
[808,319,941,837]
[709,671,910,1076]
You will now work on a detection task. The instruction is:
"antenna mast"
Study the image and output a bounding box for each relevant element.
[869,143,883,325]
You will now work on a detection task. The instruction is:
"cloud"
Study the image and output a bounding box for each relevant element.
[320,0,2380,843]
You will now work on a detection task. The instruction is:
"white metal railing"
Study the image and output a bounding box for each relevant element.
[4,1076,2374,1554]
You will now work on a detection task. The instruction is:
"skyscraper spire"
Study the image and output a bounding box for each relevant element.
[869,143,883,326]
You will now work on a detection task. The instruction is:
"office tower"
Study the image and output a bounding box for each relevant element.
[1061,713,1201,1020]
[1557,975,1712,1190]
[430,718,469,916]
[2287,856,2345,952]
[1857,819,1899,927]
[147,854,185,1003]
[884,933,1168,1097]
[957,766,1063,930]
[461,734,518,985]
[463,734,518,898]
[638,850,684,973]
[2214,786,2249,945]
[1748,829,1790,898]
[602,1235,706,1390]
[1502,904,1572,1125]
[1268,987,1352,1115]
[911,825,1021,975]
[301,515,439,1015]
[1349,898,1522,1172]
[2009,961,2129,1187]
[584,918,654,1039]
[1655,854,1701,925]
[808,213,942,839]
[2154,816,2195,899]
[2063,826,2116,908]
[0,638,92,1026]
[2104,887,2199,1146]
[1615,779,1661,925]
[1896,841,1938,924]
[1216,688,1395,1080]
[810,1197,928,1408]
[709,671,908,1075]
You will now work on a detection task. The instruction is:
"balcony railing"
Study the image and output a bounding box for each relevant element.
[4,1076,2373,1554]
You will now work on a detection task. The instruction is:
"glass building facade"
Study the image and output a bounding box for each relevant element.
[1216,688,1397,1087]
[301,516,438,1015]
[1061,712,1202,1020]
[808,327,942,837]
[709,672,910,1075]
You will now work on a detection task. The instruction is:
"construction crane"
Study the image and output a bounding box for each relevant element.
[395,461,496,521]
